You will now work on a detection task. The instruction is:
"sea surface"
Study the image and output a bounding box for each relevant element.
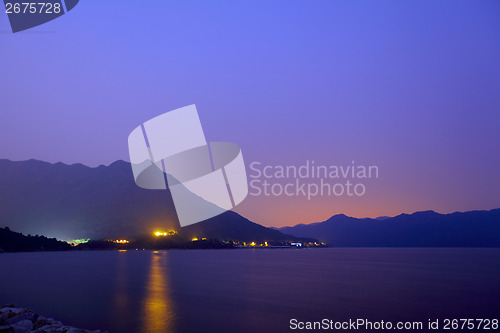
[0,248,499,333]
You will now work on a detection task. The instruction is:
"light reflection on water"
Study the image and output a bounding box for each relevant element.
[142,251,174,333]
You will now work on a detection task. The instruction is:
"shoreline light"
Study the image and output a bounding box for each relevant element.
[154,230,177,237]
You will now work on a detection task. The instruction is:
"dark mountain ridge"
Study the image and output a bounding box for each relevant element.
[279,209,500,247]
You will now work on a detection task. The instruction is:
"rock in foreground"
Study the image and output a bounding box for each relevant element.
[0,305,107,333]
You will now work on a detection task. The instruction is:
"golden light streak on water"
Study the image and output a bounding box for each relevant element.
[142,251,175,333]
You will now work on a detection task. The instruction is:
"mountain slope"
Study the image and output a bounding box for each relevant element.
[279,209,500,247]
[0,159,305,242]
[0,159,179,239]
[179,211,310,242]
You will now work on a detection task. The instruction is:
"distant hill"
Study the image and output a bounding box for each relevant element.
[0,159,309,243]
[0,226,71,252]
[179,211,313,243]
[278,210,500,247]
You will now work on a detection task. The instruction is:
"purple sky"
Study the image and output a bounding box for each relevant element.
[1,0,499,227]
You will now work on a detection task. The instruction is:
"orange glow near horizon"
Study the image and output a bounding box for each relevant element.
[233,192,430,228]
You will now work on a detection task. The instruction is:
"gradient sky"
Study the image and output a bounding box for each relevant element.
[1,0,499,227]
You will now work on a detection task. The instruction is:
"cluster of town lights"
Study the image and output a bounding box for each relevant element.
[111,233,325,248]
[247,241,268,246]
[154,230,177,237]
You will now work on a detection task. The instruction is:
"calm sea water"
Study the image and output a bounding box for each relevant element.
[0,248,499,333]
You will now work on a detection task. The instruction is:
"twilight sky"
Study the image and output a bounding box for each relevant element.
[1,0,499,227]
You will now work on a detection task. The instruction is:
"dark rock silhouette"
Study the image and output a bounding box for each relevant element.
[0,226,71,252]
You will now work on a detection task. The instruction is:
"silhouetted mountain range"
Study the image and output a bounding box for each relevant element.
[1,159,498,247]
[0,159,308,243]
[278,209,500,247]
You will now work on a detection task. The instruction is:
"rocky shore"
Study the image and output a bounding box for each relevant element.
[0,305,107,333]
